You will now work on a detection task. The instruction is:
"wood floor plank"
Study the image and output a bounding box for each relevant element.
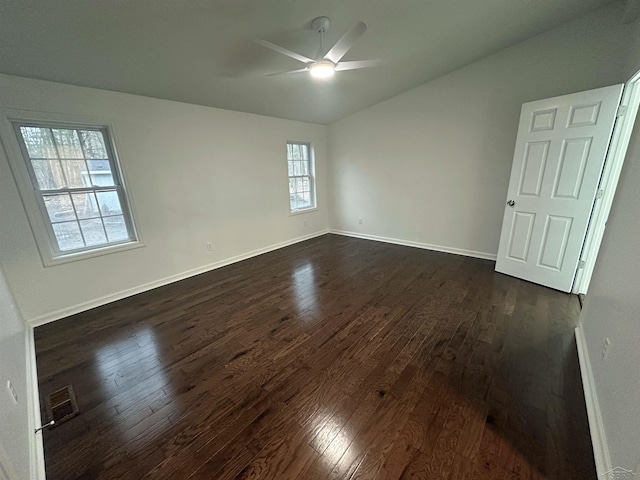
[35,234,596,479]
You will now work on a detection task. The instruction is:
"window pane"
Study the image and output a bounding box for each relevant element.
[301,192,311,208]
[287,143,293,159]
[104,215,129,242]
[79,218,107,246]
[300,144,308,160]
[291,144,301,160]
[31,159,65,190]
[20,127,58,158]
[289,178,296,195]
[44,194,76,223]
[302,176,310,191]
[90,171,115,187]
[52,129,83,158]
[288,161,294,176]
[61,160,91,188]
[86,159,111,173]
[71,192,101,219]
[296,178,305,192]
[300,161,309,175]
[86,159,115,187]
[96,190,123,216]
[290,195,297,211]
[79,130,108,159]
[52,221,84,251]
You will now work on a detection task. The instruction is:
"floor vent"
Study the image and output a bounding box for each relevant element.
[46,385,79,427]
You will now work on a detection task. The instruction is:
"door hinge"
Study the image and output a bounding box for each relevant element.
[578,260,586,269]
[597,189,604,199]
[617,105,627,118]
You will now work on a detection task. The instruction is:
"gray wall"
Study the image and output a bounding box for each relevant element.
[581,110,640,472]
[580,17,640,471]
[328,3,635,257]
[0,266,31,479]
[626,15,640,78]
[0,75,328,323]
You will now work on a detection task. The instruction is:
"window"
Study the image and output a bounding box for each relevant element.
[10,122,138,262]
[287,141,316,212]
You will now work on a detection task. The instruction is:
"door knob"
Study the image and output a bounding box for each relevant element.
[507,200,515,207]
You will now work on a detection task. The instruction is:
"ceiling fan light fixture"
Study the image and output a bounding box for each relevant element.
[309,61,335,78]
[258,18,371,78]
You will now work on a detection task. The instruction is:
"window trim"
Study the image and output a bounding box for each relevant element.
[0,109,143,267]
[286,140,317,214]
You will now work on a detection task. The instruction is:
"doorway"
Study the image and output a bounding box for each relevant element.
[573,69,640,294]
[495,70,640,293]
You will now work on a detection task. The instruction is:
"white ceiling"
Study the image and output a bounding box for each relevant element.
[0,0,616,124]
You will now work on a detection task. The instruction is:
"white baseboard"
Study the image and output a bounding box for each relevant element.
[26,326,46,480]
[28,229,329,328]
[328,229,497,261]
[575,324,611,477]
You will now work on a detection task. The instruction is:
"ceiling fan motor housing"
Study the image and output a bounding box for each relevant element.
[311,16,331,33]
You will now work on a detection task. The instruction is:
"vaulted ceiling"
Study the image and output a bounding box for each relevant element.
[0,0,616,124]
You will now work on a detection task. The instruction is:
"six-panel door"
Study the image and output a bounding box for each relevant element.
[495,85,623,292]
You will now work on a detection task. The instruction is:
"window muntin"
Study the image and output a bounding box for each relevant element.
[287,142,315,212]
[14,124,136,256]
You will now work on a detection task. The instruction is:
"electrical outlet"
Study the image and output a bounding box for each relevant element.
[205,242,213,252]
[6,380,17,404]
[358,218,363,225]
[602,338,611,360]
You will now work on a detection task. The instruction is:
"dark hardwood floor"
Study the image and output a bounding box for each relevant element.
[35,234,596,479]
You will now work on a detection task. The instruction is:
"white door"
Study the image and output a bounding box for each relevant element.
[496,85,623,292]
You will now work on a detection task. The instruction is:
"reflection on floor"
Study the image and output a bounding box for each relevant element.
[35,234,595,479]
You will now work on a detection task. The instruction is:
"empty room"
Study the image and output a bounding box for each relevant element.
[1,1,639,479]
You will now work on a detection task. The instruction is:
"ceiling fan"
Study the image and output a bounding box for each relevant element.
[257,16,377,78]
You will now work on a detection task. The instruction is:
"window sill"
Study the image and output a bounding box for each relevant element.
[289,207,318,217]
[43,240,145,267]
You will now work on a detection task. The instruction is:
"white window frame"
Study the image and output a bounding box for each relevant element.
[286,141,317,214]
[0,110,143,266]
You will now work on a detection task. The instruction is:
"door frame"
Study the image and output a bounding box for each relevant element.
[573,68,640,294]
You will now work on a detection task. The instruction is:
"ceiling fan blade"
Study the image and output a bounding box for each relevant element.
[335,60,380,71]
[266,68,309,76]
[323,21,367,64]
[256,40,313,64]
